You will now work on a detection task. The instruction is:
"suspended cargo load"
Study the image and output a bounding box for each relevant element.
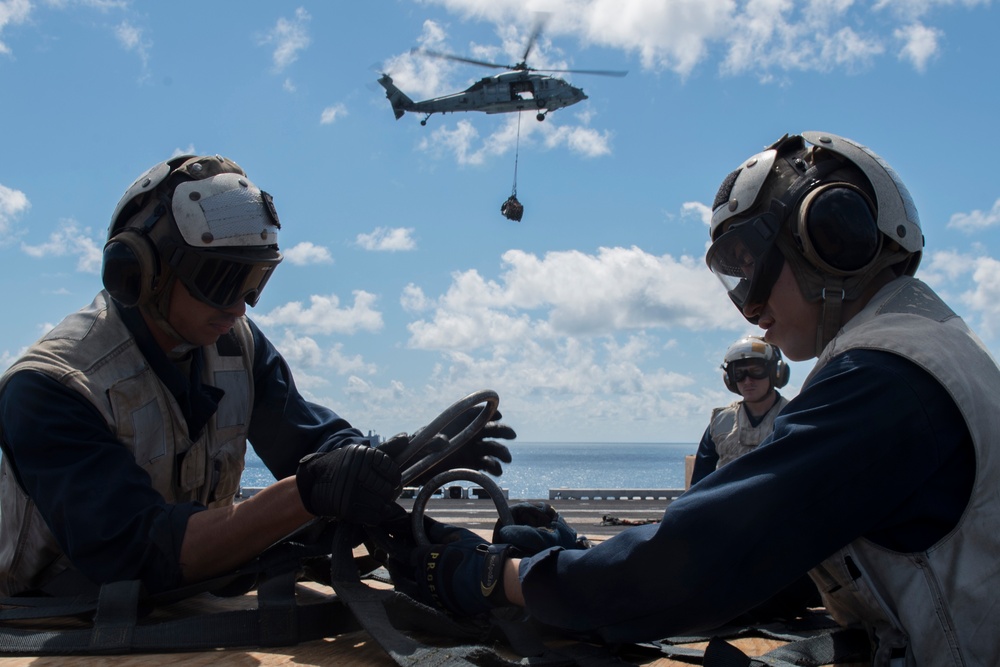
[501,195,524,222]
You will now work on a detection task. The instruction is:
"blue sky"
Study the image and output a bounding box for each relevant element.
[1,0,998,443]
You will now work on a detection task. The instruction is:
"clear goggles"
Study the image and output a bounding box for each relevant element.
[166,245,282,309]
[728,361,769,383]
[705,213,785,320]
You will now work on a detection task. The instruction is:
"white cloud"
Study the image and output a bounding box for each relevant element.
[723,3,885,77]
[0,182,30,237]
[921,248,975,285]
[255,291,383,335]
[320,103,348,124]
[541,123,612,156]
[0,0,31,56]
[356,227,417,252]
[21,219,102,273]
[419,120,486,165]
[171,145,197,158]
[419,111,611,165]
[114,20,151,75]
[406,245,739,351]
[276,330,378,403]
[272,330,376,377]
[406,0,974,164]
[919,249,1000,341]
[401,283,432,312]
[895,22,940,71]
[947,198,1000,232]
[379,19,456,100]
[419,0,964,80]
[262,7,311,72]
[283,241,333,265]
[682,201,712,226]
[960,256,1000,339]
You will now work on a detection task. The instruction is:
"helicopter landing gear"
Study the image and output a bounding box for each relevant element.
[420,114,431,126]
[536,112,546,122]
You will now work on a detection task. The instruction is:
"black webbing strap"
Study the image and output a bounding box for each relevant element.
[328,524,510,667]
[90,579,140,652]
[332,524,659,667]
[661,624,872,667]
[745,627,870,667]
[0,539,362,656]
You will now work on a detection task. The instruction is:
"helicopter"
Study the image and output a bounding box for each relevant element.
[378,20,626,126]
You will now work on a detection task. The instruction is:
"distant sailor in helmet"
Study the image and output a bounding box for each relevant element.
[690,335,789,485]
[0,154,512,597]
[384,132,1000,667]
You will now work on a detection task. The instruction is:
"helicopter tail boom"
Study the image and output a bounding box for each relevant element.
[377,74,413,120]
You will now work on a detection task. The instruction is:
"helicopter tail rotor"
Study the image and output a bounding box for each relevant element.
[376,74,414,120]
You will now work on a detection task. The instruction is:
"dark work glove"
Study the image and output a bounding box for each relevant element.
[400,408,516,486]
[383,517,512,617]
[493,502,590,556]
[296,443,402,525]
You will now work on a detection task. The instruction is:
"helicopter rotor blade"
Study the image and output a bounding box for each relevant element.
[533,67,629,77]
[521,12,551,64]
[411,48,513,71]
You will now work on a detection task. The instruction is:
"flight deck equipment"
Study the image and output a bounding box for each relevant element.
[0,389,868,666]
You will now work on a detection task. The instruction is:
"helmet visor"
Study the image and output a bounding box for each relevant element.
[167,246,281,308]
[705,214,784,318]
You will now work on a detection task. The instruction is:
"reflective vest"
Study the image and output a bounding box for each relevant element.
[708,394,788,469]
[806,277,1000,666]
[0,291,255,595]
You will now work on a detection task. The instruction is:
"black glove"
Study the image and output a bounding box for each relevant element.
[383,517,512,617]
[395,408,515,486]
[296,443,402,525]
[493,502,590,556]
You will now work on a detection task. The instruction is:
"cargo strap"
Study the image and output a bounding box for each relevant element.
[640,612,871,666]
[329,523,641,667]
[0,521,358,655]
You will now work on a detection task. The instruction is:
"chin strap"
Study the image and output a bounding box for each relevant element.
[816,281,846,357]
[139,280,198,357]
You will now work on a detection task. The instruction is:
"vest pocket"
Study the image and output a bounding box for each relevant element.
[212,370,249,429]
[177,439,207,493]
[108,375,168,465]
[207,439,247,506]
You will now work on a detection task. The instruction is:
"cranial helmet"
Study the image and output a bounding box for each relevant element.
[721,335,789,395]
[705,132,923,356]
[102,154,282,311]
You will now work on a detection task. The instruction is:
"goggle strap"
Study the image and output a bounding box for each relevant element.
[818,282,846,355]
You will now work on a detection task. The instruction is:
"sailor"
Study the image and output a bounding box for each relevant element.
[385,132,1000,666]
[690,335,789,485]
[0,154,512,597]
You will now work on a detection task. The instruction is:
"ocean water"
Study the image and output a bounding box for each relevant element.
[242,441,698,499]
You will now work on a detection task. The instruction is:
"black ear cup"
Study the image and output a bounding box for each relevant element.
[770,346,790,389]
[773,358,790,389]
[797,183,880,275]
[102,231,160,307]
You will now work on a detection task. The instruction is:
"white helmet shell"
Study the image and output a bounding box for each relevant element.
[108,157,187,239]
[724,336,779,366]
[709,148,778,240]
[722,335,789,394]
[172,172,279,248]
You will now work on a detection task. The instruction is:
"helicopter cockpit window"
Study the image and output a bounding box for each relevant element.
[510,80,535,101]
